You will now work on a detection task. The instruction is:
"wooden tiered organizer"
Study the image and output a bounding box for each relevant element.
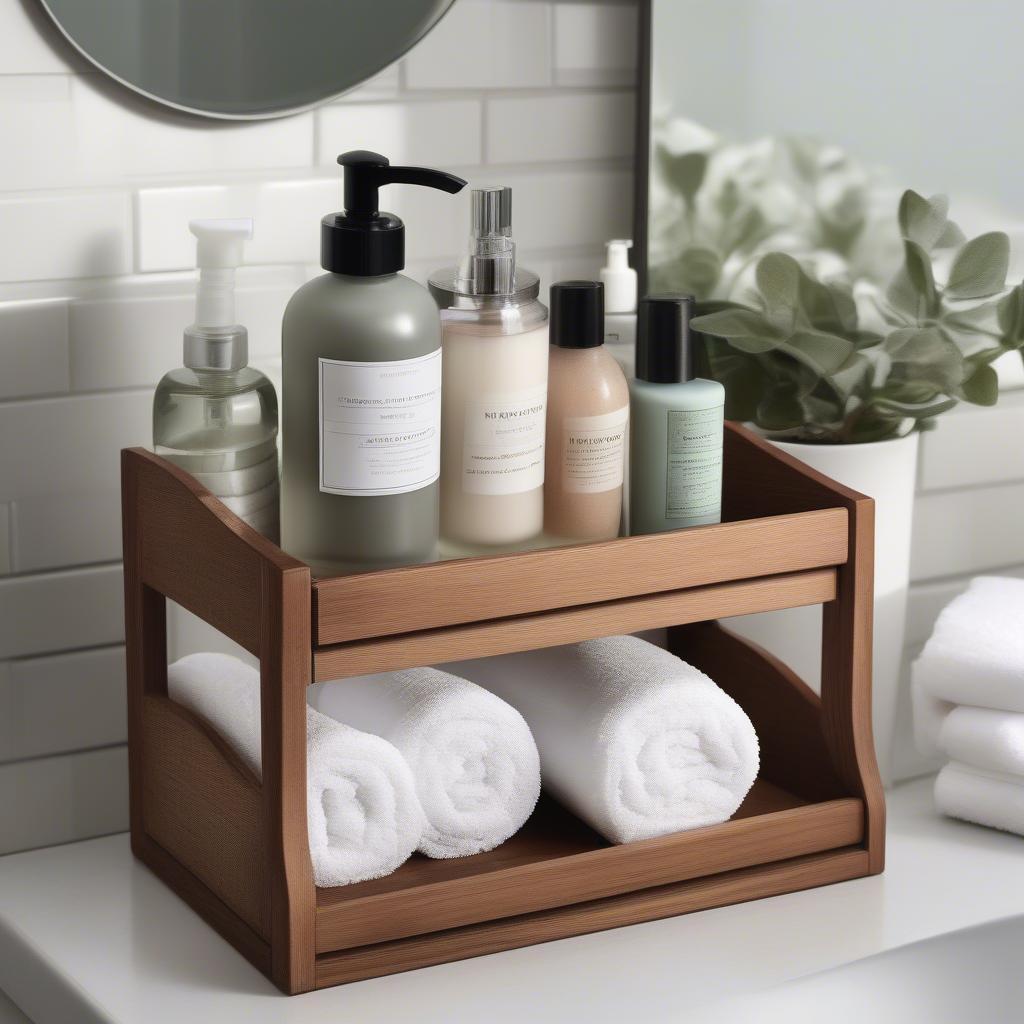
[121,422,884,995]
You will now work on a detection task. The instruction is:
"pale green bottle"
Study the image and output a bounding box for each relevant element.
[628,295,724,534]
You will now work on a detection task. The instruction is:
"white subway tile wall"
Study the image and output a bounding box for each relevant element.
[0,0,638,854]
[4,0,1017,851]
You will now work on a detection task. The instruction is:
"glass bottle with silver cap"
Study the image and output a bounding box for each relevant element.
[429,187,549,548]
[153,219,280,542]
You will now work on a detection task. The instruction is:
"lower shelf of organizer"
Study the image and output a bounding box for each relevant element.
[314,845,870,988]
[314,780,865,956]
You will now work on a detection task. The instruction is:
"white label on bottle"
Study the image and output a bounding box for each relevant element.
[563,406,629,494]
[318,350,441,497]
[462,385,546,495]
[665,406,723,519]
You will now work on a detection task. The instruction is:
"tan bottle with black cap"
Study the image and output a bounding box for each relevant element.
[280,150,466,575]
[544,280,630,541]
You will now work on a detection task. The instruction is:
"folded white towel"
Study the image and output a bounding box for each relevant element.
[910,675,955,758]
[935,706,1024,777]
[445,635,759,845]
[914,577,1024,712]
[309,668,540,859]
[935,761,1024,837]
[168,653,423,888]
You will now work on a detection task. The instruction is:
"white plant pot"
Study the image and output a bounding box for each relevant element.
[726,431,920,786]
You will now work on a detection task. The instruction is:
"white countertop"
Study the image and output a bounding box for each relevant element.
[1,777,1023,1024]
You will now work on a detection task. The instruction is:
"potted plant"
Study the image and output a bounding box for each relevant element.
[651,123,1024,781]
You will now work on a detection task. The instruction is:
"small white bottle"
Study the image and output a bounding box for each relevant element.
[429,188,549,549]
[600,239,638,377]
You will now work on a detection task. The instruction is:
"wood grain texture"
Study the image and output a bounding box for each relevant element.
[822,492,886,874]
[314,568,836,681]
[315,789,862,952]
[669,622,846,803]
[142,695,269,938]
[314,507,848,646]
[123,448,304,655]
[722,428,885,872]
[122,425,883,994]
[134,831,272,978]
[315,848,870,988]
[122,448,317,995]
[259,562,317,994]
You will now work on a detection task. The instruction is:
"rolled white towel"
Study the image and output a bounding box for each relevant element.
[935,762,1024,837]
[309,668,540,859]
[446,635,759,845]
[914,577,1024,712]
[168,653,423,888]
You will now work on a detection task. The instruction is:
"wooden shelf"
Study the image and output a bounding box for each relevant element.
[120,422,885,994]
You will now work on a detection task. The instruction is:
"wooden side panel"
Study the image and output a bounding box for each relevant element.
[721,428,886,871]
[260,563,317,994]
[315,795,862,953]
[142,695,269,938]
[134,832,273,978]
[124,447,303,656]
[314,507,848,645]
[822,494,886,873]
[314,568,836,681]
[669,622,847,803]
[315,848,870,988]
[122,448,317,995]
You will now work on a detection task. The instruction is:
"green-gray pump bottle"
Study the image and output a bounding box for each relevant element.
[280,151,466,576]
[629,295,725,535]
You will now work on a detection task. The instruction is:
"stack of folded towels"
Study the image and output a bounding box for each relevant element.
[168,634,760,887]
[912,576,1024,836]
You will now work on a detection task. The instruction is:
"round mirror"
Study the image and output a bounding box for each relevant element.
[37,0,455,119]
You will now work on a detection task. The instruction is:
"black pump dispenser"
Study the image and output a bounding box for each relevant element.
[321,151,467,276]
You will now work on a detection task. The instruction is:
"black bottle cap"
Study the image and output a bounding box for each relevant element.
[321,151,467,276]
[636,294,696,383]
[550,280,604,348]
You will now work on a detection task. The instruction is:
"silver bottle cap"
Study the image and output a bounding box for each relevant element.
[429,186,542,308]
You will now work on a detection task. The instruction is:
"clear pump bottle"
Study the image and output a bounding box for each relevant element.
[153,219,280,541]
[429,188,549,549]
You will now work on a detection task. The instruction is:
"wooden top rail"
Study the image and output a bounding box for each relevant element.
[121,447,304,656]
[123,424,867,655]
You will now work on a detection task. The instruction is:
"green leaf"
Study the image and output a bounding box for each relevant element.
[782,330,856,375]
[757,384,805,432]
[756,252,802,313]
[946,232,1010,299]
[898,191,950,249]
[883,326,964,391]
[935,220,966,249]
[673,246,723,300]
[959,362,999,405]
[995,282,1019,337]
[657,149,708,205]
[799,276,859,335]
[721,205,769,254]
[702,336,767,421]
[691,307,781,341]
[887,240,937,319]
